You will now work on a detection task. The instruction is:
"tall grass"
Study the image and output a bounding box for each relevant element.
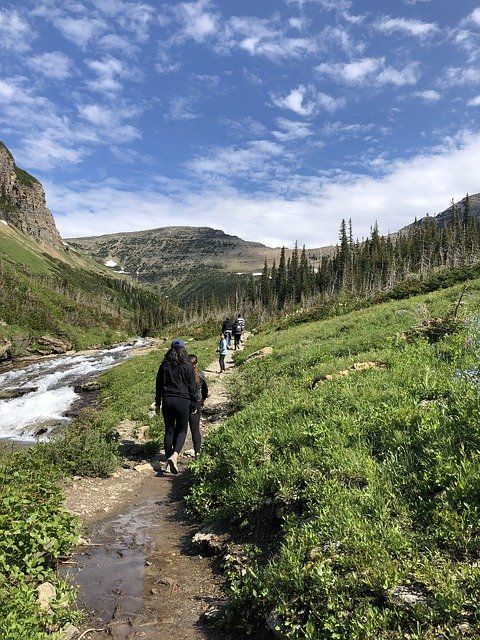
[188,281,480,639]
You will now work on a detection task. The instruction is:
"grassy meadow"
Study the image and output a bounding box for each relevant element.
[187,280,480,639]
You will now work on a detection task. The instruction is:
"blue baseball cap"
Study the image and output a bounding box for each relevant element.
[171,338,185,348]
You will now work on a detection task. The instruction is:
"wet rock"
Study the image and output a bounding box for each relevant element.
[0,386,37,399]
[74,379,102,392]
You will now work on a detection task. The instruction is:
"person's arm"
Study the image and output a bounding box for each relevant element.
[200,372,209,403]
[155,364,164,414]
[187,364,198,412]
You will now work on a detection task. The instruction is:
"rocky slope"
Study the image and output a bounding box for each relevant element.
[398,193,480,234]
[0,141,63,247]
[66,226,328,292]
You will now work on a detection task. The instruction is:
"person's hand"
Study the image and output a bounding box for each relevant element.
[190,408,197,415]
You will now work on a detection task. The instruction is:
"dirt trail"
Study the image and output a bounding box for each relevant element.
[61,338,246,640]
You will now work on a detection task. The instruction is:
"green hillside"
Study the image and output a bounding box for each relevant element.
[184,278,480,639]
[0,223,173,355]
[3,272,480,638]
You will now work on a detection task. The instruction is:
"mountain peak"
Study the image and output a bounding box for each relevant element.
[0,142,63,248]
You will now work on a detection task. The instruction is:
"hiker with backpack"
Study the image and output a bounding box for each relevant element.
[188,354,209,457]
[233,318,243,350]
[233,313,245,349]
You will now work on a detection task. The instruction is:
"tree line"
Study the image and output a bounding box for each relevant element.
[245,194,480,311]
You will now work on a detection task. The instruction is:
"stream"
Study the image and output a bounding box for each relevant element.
[0,339,149,443]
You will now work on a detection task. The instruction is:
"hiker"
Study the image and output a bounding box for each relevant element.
[155,339,197,474]
[232,313,245,349]
[222,317,233,348]
[233,317,243,350]
[236,313,245,341]
[218,332,228,373]
[188,354,209,457]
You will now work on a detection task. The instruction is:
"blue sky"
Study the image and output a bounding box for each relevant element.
[1,0,480,248]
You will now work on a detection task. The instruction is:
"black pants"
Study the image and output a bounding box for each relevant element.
[188,401,202,455]
[219,354,226,371]
[162,396,189,459]
[234,333,241,349]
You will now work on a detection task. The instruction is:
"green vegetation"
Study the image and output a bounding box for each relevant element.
[0,226,176,354]
[3,231,480,637]
[249,195,480,315]
[0,399,131,638]
[0,447,80,639]
[187,279,480,639]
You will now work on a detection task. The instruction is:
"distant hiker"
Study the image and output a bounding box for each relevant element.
[188,354,209,456]
[236,313,245,341]
[233,318,243,350]
[218,332,228,373]
[155,339,197,474]
[222,317,233,348]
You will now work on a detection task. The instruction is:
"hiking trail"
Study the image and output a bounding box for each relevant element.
[61,337,248,640]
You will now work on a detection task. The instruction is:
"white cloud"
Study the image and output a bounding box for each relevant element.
[442,66,480,87]
[94,0,155,42]
[223,16,320,60]
[27,51,73,80]
[271,85,317,116]
[467,95,480,107]
[0,8,33,52]
[165,96,200,121]
[322,121,389,139]
[272,118,313,141]
[54,15,107,47]
[85,55,141,93]
[174,0,219,43]
[317,57,421,86]
[464,8,480,28]
[19,135,86,169]
[77,102,141,141]
[186,140,286,180]
[413,89,440,102]
[271,85,344,116]
[375,16,438,38]
[98,33,139,55]
[50,131,480,248]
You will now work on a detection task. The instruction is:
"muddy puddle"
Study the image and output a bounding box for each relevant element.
[60,498,161,631]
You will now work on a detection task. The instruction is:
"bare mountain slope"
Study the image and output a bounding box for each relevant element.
[66,226,329,289]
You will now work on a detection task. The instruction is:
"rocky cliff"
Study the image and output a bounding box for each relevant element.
[0,142,63,247]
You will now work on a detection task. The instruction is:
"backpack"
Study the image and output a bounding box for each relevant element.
[233,321,242,335]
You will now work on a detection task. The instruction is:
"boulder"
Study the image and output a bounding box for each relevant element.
[0,340,12,361]
[0,386,37,399]
[37,335,72,353]
[36,581,56,614]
